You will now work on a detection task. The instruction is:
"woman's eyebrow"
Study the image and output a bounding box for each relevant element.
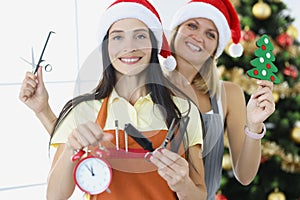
[109,30,124,35]
[110,28,149,35]
[133,28,149,33]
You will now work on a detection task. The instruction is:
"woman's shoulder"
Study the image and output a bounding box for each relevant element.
[222,80,244,96]
[68,99,103,120]
[221,81,246,113]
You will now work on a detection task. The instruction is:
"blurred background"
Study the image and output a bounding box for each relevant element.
[0,0,299,199]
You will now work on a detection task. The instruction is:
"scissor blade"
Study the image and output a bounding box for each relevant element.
[31,47,36,70]
[171,116,190,153]
[161,118,176,148]
[20,57,33,66]
[31,47,38,73]
[166,118,176,139]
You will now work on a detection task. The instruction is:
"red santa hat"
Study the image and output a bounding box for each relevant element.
[98,0,176,71]
[170,0,243,58]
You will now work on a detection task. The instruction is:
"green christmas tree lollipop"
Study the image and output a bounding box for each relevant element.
[247,34,280,84]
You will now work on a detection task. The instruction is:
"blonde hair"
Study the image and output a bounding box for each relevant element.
[169,26,220,97]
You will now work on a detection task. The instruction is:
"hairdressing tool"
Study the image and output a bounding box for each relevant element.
[20,31,55,74]
[124,123,154,152]
[124,130,128,153]
[115,120,119,150]
[170,116,190,153]
[144,116,190,161]
[161,118,176,148]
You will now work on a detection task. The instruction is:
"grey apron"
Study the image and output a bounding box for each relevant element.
[202,95,224,200]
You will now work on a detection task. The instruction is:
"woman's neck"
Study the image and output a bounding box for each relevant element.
[115,71,147,105]
[175,56,200,83]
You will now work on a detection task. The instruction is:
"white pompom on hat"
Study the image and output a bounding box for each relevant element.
[170,0,243,58]
[98,0,176,71]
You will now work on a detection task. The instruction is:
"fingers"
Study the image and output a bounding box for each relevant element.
[150,148,189,190]
[255,99,275,116]
[19,72,37,102]
[67,121,113,150]
[252,89,274,104]
[251,80,275,107]
[247,81,276,126]
[256,80,273,91]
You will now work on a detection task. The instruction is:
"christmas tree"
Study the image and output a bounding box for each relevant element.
[217,0,300,199]
[247,34,280,83]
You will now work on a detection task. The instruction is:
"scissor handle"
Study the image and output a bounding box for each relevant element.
[33,62,52,74]
[44,64,52,72]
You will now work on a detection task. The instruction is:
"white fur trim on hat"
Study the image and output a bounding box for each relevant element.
[163,55,177,71]
[170,2,231,58]
[97,2,163,52]
[229,43,243,58]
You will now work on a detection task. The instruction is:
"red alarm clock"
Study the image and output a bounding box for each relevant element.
[72,149,112,195]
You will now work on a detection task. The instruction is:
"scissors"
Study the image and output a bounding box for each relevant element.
[21,31,55,74]
[143,116,190,161]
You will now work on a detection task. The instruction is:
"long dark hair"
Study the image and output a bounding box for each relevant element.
[50,29,191,141]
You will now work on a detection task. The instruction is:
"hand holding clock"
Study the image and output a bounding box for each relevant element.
[67,121,113,151]
[66,121,113,195]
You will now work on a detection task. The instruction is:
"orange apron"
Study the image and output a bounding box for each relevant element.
[89,97,184,200]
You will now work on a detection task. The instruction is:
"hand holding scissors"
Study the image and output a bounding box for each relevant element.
[21,31,55,74]
[19,66,49,114]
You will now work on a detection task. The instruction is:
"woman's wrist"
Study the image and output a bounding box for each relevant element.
[35,105,57,134]
[176,178,199,200]
[245,123,266,140]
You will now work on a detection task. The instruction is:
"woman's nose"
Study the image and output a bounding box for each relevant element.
[122,38,137,52]
[191,31,204,43]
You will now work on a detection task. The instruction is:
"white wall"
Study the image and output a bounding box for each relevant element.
[0,0,299,199]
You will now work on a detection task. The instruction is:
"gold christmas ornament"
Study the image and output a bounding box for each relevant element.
[291,121,300,144]
[222,153,232,170]
[287,45,300,58]
[224,132,229,148]
[268,188,286,200]
[252,0,272,20]
[281,153,300,173]
[272,92,280,103]
[224,40,232,56]
[286,25,299,40]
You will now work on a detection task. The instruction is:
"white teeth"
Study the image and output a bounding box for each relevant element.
[187,42,201,52]
[120,58,139,63]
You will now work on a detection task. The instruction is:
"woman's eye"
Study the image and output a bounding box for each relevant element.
[187,23,197,30]
[207,32,216,39]
[136,34,147,39]
[112,35,122,40]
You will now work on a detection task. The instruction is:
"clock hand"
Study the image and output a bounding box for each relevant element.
[91,166,94,176]
[85,165,95,176]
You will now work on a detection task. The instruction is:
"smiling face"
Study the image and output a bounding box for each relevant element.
[173,17,218,68]
[108,18,152,76]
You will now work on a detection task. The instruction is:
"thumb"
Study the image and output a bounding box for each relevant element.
[37,66,45,86]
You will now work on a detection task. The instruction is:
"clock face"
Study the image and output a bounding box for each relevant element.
[74,156,112,195]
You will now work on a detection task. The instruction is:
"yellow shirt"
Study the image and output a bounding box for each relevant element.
[51,89,203,147]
